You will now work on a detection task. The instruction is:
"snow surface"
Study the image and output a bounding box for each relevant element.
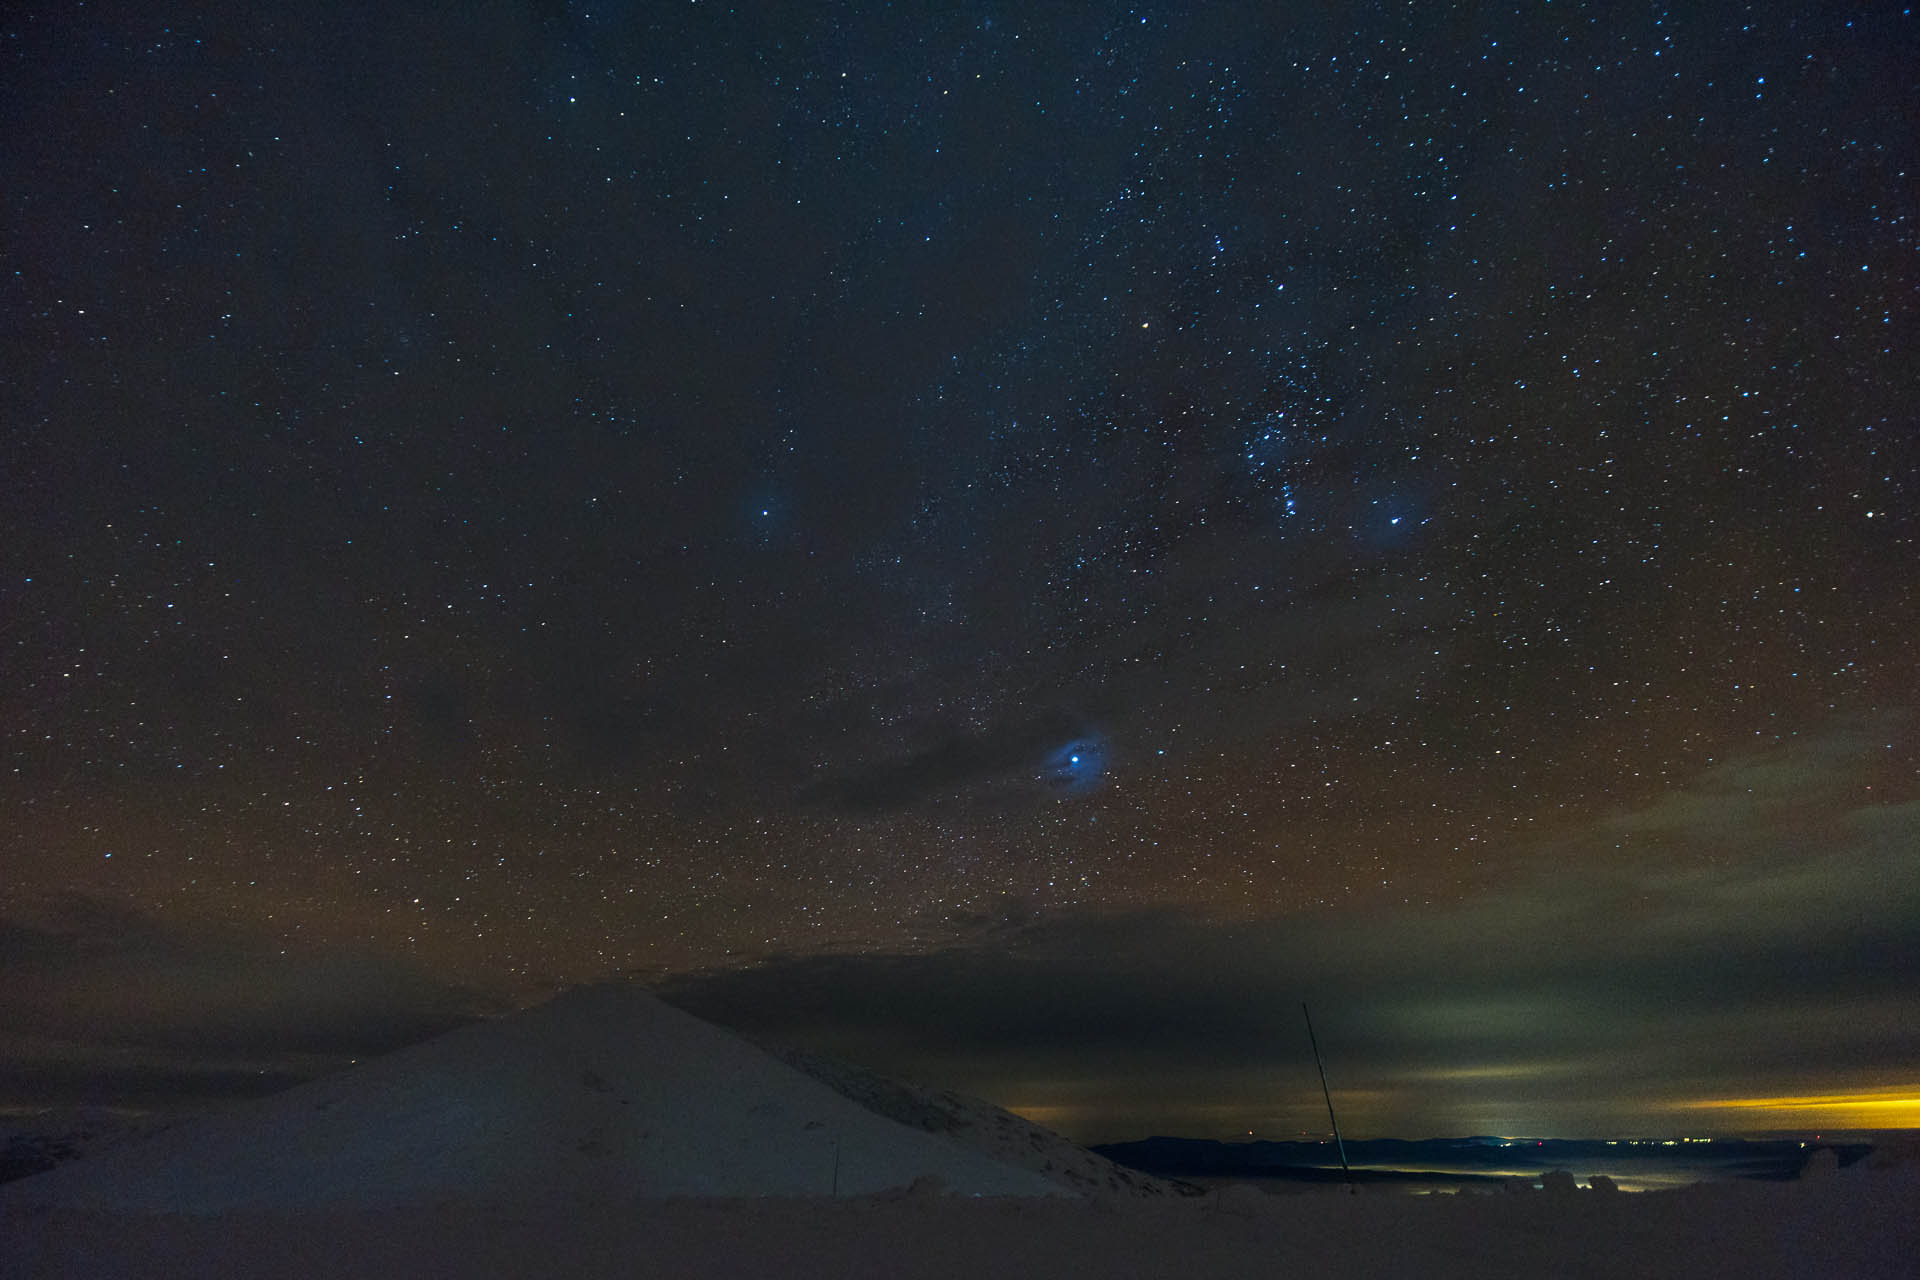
[0,983,1072,1210]
[0,1108,181,1184]
[771,1044,1192,1199]
[4,982,1913,1277]
[3,1164,1915,1279]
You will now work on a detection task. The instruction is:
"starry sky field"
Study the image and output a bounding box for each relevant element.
[4,0,1916,1141]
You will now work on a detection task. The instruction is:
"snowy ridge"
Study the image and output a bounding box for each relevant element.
[772,1046,1200,1199]
[0,983,1068,1211]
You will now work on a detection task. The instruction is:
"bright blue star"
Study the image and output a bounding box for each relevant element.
[1043,736,1107,794]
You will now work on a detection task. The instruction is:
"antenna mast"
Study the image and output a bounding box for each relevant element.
[1302,1002,1354,1193]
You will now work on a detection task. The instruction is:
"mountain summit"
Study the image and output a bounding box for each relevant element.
[2,984,1078,1211]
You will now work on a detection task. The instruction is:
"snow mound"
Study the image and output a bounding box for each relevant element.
[0,1109,180,1185]
[0,983,1065,1211]
[773,1047,1199,1199]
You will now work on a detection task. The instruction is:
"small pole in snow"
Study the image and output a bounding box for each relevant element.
[831,1138,841,1197]
[1302,1002,1355,1194]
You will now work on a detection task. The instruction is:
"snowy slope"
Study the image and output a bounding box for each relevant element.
[0,984,1065,1211]
[774,1047,1197,1199]
[0,1109,180,1185]
[5,1162,1916,1280]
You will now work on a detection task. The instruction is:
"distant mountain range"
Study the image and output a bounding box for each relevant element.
[1092,1135,1875,1187]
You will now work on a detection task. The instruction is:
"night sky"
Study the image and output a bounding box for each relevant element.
[4,0,1916,1141]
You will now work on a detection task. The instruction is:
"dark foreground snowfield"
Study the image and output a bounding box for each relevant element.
[6,991,1911,1278]
[5,1165,1915,1280]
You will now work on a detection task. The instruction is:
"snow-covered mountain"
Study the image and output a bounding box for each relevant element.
[0,983,1085,1211]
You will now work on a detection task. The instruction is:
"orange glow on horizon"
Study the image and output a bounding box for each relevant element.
[1679,1088,1920,1129]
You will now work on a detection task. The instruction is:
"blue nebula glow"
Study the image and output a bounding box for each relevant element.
[1042,736,1108,793]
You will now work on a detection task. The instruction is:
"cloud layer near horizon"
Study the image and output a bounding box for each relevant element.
[0,895,494,1108]
[659,727,1920,1139]
[4,725,1913,1137]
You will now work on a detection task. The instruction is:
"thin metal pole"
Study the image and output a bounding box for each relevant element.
[1302,1002,1354,1192]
